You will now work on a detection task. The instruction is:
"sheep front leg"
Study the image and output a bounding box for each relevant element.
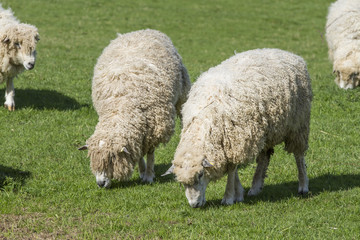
[138,157,146,180]
[4,78,15,111]
[234,166,244,202]
[248,148,273,196]
[222,163,243,205]
[295,153,309,195]
[141,150,155,183]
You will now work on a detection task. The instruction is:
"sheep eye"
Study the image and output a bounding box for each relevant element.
[351,72,359,79]
[198,172,204,179]
[14,42,21,49]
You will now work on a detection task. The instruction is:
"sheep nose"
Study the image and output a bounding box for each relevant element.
[97,180,106,188]
[27,63,35,70]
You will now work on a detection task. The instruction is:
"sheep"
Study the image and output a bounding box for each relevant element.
[80,29,191,188]
[0,4,39,110]
[325,0,360,89]
[163,48,312,208]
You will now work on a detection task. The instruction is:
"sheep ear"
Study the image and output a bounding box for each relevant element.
[161,164,175,176]
[121,147,130,154]
[202,158,214,168]
[78,145,88,150]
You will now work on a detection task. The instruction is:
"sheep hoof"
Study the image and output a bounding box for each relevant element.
[247,188,262,196]
[4,104,15,111]
[298,190,309,196]
[141,175,154,184]
[221,198,235,205]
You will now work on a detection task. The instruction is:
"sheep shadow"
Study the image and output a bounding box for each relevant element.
[0,165,31,191]
[204,173,360,208]
[0,88,86,110]
[109,163,175,189]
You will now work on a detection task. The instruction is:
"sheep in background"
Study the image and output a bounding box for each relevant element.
[80,29,190,188]
[0,4,39,110]
[163,48,312,208]
[325,0,360,89]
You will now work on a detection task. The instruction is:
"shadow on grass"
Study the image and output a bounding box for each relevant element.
[205,173,360,208]
[0,88,87,110]
[0,165,31,191]
[109,163,174,189]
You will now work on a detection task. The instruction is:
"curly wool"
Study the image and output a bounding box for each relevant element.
[87,29,190,181]
[0,4,38,80]
[173,48,312,185]
[325,0,360,87]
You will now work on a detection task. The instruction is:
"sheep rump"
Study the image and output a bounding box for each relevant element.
[86,29,190,187]
[325,0,360,89]
[170,48,312,207]
[0,4,39,110]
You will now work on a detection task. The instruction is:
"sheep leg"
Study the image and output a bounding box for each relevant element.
[138,157,146,180]
[4,78,15,111]
[295,153,309,195]
[234,167,244,202]
[248,148,273,196]
[221,163,241,205]
[141,150,155,183]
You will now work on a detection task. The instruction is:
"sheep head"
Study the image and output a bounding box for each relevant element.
[1,23,39,70]
[333,68,360,90]
[83,131,137,188]
[164,157,214,208]
[333,50,360,90]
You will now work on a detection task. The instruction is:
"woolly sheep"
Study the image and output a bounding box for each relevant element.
[80,29,190,188]
[325,0,360,89]
[0,4,39,110]
[163,48,312,208]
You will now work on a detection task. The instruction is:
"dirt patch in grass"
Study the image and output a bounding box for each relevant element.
[0,213,79,240]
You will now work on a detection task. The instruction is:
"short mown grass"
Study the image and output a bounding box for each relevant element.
[0,0,359,239]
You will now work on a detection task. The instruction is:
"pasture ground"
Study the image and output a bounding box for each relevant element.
[0,0,359,239]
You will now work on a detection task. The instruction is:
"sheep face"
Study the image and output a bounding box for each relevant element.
[1,24,39,71]
[167,158,214,208]
[184,170,210,208]
[334,69,360,90]
[333,51,360,89]
[87,135,136,188]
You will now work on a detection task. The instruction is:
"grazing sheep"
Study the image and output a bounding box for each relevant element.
[325,0,360,89]
[163,48,312,208]
[80,29,190,188]
[0,4,39,110]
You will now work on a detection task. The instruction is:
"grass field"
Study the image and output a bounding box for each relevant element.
[0,0,359,239]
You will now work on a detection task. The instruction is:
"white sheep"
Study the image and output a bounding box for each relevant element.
[325,0,360,89]
[80,29,190,188]
[163,48,312,207]
[0,4,39,110]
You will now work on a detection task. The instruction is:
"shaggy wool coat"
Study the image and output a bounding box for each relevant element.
[325,0,360,83]
[173,48,312,185]
[87,29,190,180]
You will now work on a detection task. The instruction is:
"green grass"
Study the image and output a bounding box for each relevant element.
[0,0,359,239]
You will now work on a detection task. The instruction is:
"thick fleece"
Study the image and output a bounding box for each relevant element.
[171,49,312,207]
[87,29,190,184]
[325,0,360,89]
[0,4,39,110]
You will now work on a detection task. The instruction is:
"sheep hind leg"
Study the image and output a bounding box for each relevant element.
[248,148,273,196]
[141,150,155,183]
[295,153,309,195]
[221,163,242,205]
